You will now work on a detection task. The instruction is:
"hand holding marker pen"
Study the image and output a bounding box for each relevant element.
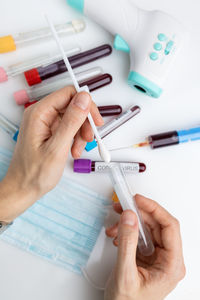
[45,15,111,163]
[0,20,85,53]
[111,126,200,151]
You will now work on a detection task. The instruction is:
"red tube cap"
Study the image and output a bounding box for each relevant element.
[24,68,42,86]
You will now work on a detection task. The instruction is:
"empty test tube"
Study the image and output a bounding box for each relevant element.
[109,163,155,256]
[14,67,112,105]
[0,46,81,83]
[24,44,112,86]
[0,20,85,53]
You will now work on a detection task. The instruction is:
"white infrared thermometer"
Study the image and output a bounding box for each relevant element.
[67,0,187,98]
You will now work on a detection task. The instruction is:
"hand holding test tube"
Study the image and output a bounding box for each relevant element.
[109,163,155,256]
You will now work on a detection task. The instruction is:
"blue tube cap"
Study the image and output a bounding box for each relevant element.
[67,0,84,12]
[13,130,19,142]
[128,71,163,98]
[85,140,98,152]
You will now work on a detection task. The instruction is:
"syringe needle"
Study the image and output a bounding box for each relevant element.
[109,141,149,152]
[134,141,149,148]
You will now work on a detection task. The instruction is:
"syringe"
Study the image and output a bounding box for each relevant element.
[13,67,112,105]
[109,163,155,257]
[0,19,85,53]
[0,113,19,142]
[0,46,81,83]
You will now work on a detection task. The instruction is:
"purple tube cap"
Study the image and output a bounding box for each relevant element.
[74,159,92,173]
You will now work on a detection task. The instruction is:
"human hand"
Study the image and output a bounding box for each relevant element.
[0,87,103,222]
[105,195,186,300]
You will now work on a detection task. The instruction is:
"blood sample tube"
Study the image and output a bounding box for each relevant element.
[24,101,122,118]
[97,105,122,117]
[134,127,200,149]
[14,68,113,105]
[74,159,146,174]
[0,20,85,53]
[24,44,112,86]
[85,106,141,151]
[0,46,81,83]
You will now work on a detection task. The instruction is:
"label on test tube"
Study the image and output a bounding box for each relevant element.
[85,106,141,152]
[74,159,146,173]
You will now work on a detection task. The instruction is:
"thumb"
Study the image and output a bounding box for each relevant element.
[116,210,139,280]
[52,91,91,150]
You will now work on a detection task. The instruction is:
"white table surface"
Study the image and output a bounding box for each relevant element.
[0,0,200,299]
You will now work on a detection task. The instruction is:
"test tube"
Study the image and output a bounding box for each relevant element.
[25,100,122,118]
[74,159,146,174]
[0,113,19,141]
[85,106,141,151]
[0,46,81,83]
[24,44,112,86]
[0,20,85,53]
[97,105,122,117]
[109,163,155,256]
[14,68,113,105]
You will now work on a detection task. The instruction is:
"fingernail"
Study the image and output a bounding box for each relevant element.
[121,211,136,227]
[73,93,90,111]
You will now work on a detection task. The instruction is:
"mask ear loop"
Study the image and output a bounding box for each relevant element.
[81,267,106,291]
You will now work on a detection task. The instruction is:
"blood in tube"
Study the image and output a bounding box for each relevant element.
[24,44,112,86]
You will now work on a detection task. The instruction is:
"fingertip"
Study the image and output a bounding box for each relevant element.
[113,237,118,247]
[72,91,91,112]
[71,135,87,159]
[95,115,104,127]
[105,223,119,238]
[71,147,81,159]
[81,123,94,142]
[120,210,138,227]
[90,102,104,126]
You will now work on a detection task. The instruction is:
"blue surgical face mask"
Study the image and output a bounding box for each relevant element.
[0,146,110,274]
